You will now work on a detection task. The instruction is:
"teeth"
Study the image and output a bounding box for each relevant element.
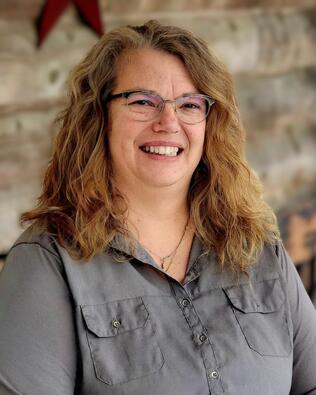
[141,146,180,156]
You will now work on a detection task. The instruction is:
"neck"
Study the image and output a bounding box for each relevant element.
[114,179,190,235]
[113,178,194,275]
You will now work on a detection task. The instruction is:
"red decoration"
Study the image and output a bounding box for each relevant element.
[36,0,104,47]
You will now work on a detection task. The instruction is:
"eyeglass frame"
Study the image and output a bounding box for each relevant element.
[105,89,215,125]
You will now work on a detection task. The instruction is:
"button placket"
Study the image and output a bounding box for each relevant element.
[169,281,224,394]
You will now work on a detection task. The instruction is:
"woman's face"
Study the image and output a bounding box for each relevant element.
[107,48,206,192]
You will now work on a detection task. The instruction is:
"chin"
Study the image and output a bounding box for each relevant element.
[140,173,188,189]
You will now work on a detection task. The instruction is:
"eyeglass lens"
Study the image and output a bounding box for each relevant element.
[126,92,211,124]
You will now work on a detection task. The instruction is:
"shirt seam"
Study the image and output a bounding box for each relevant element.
[8,241,61,262]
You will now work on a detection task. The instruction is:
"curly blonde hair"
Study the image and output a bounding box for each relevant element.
[21,20,279,271]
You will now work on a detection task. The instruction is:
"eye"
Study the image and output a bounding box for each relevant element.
[178,96,207,113]
[130,99,156,107]
[127,93,160,108]
[180,100,203,112]
[181,102,201,110]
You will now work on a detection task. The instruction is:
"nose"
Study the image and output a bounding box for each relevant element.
[152,100,180,133]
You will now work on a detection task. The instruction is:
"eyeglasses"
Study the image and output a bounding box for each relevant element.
[106,89,215,125]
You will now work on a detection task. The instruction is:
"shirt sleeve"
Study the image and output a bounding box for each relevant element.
[277,243,316,395]
[0,242,77,395]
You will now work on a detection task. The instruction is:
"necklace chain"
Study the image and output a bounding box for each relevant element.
[143,217,190,272]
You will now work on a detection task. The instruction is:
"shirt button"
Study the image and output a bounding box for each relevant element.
[112,319,121,328]
[199,333,207,343]
[209,370,219,379]
[181,298,191,307]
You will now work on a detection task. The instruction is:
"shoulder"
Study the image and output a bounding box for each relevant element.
[246,242,282,281]
[4,225,64,277]
[249,241,298,278]
[9,225,60,259]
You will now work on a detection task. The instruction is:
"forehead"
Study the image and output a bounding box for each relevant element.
[114,48,198,94]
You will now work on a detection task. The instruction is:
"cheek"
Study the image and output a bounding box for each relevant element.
[108,119,139,161]
[106,111,116,155]
[106,104,114,133]
[107,105,126,140]
[107,113,124,146]
[107,120,123,163]
[187,126,206,151]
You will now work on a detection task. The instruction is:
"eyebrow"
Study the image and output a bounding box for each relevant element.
[121,89,202,98]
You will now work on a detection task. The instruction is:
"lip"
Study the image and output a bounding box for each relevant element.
[139,149,182,161]
[139,140,184,149]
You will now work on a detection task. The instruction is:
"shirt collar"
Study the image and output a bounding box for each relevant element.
[109,232,208,274]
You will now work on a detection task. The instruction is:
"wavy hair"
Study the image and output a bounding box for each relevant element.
[21,20,279,271]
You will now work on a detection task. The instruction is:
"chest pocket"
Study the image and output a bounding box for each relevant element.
[223,274,292,357]
[81,297,164,385]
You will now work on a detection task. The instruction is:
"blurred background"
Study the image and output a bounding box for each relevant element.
[0,0,315,302]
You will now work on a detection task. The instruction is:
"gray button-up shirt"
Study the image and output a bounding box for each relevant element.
[0,227,316,395]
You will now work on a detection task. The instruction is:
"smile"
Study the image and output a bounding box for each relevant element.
[140,145,183,156]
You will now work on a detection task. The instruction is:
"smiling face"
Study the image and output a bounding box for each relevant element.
[107,48,206,194]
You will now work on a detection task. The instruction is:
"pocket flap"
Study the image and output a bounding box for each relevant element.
[223,274,284,313]
[81,297,149,337]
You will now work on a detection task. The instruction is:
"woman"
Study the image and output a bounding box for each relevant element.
[0,20,315,395]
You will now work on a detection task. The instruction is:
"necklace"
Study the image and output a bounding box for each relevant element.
[143,217,190,272]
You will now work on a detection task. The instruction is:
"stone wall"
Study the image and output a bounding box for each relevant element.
[1,1,316,280]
